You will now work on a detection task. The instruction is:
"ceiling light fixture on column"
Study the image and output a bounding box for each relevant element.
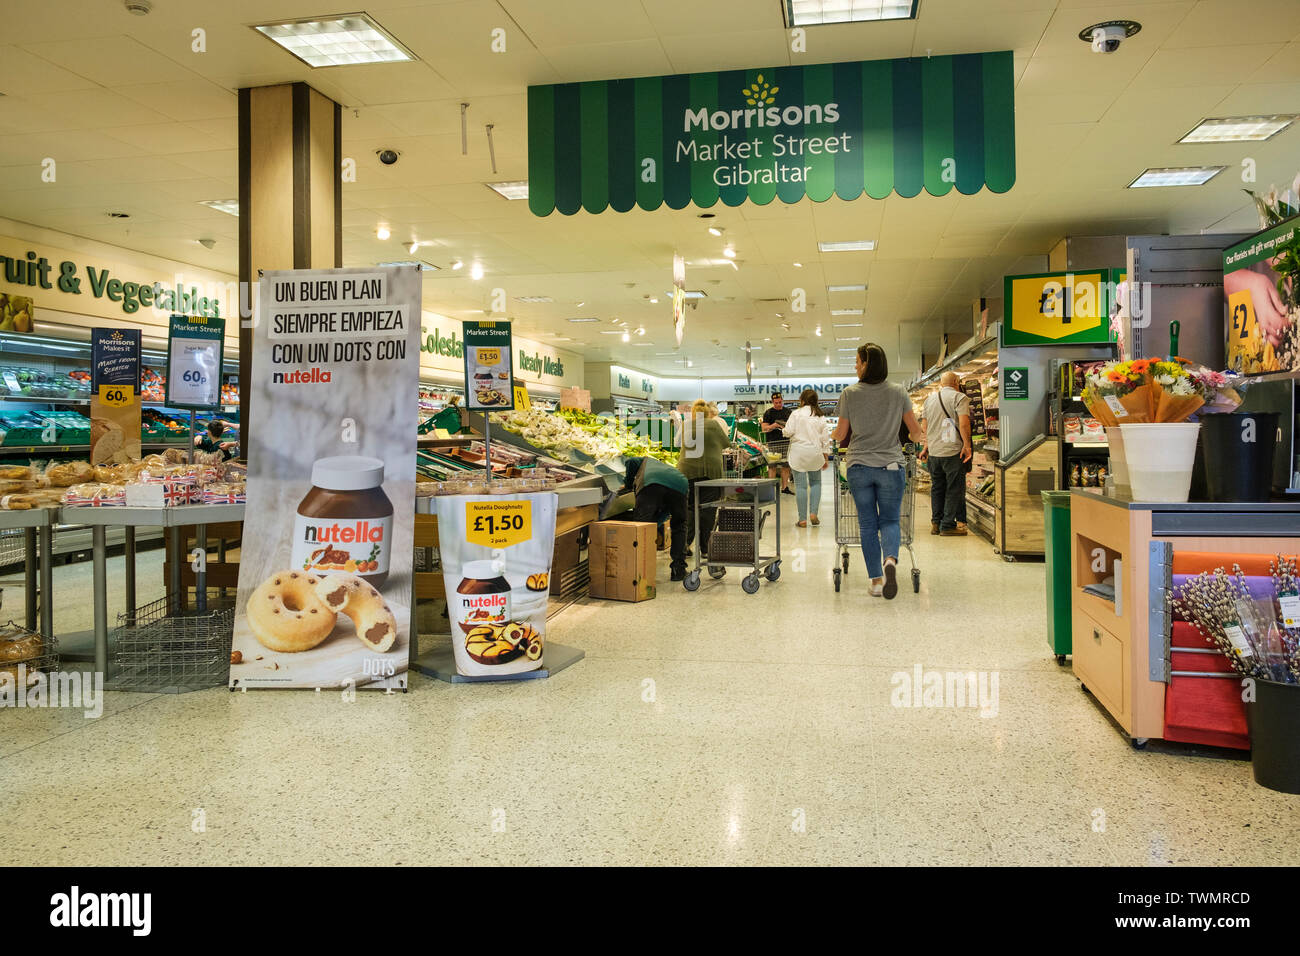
[376,225,390,240]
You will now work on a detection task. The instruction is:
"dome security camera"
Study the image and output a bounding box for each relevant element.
[377,149,400,166]
[1079,20,1141,54]
[1091,25,1125,53]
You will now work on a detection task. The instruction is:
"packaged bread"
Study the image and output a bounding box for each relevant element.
[93,463,134,484]
[222,462,247,482]
[0,489,64,510]
[0,465,33,481]
[44,460,94,487]
[90,417,126,465]
[416,481,438,497]
[162,447,188,465]
[62,482,126,506]
[0,629,42,663]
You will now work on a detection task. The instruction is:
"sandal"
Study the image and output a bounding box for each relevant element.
[796,520,807,528]
[810,515,820,526]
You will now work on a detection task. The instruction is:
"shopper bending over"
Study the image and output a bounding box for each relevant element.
[832,343,923,599]
[919,371,972,536]
[677,399,729,558]
[760,392,795,495]
[621,455,690,581]
[782,388,830,528]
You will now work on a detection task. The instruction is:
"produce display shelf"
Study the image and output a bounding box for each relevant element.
[0,396,239,410]
[0,442,189,454]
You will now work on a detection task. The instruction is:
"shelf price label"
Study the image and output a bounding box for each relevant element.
[465,500,532,548]
[98,384,134,407]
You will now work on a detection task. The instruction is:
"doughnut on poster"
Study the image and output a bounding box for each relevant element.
[229,266,420,691]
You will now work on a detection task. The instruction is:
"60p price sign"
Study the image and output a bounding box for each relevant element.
[465,500,532,548]
[166,314,225,409]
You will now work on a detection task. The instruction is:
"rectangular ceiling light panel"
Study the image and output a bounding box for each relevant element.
[253,14,415,68]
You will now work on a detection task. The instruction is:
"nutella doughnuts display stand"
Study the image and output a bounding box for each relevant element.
[422,488,584,682]
[229,265,421,691]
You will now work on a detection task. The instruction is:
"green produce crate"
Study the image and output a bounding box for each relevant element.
[1042,491,1073,662]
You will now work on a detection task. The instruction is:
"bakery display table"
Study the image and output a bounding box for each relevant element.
[57,503,245,676]
[0,507,55,639]
[1068,490,1300,746]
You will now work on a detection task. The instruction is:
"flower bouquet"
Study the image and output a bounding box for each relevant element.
[1185,365,1244,415]
[1081,359,1157,426]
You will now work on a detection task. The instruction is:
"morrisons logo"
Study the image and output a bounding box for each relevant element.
[683,73,839,132]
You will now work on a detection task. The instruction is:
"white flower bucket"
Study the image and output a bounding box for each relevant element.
[1105,427,1130,495]
[1119,422,1200,503]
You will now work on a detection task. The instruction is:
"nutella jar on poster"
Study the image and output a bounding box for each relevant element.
[291,456,394,587]
[434,491,558,677]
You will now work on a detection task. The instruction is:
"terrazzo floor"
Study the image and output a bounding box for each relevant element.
[2,495,1297,867]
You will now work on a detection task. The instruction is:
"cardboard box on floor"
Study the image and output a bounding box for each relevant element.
[588,520,656,602]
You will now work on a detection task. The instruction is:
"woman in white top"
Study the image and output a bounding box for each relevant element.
[782,388,831,527]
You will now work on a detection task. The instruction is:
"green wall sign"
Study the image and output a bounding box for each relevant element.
[527,51,1015,216]
[0,248,221,318]
[1003,366,1029,401]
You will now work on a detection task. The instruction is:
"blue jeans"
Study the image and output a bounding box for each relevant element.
[847,463,905,579]
[792,467,822,522]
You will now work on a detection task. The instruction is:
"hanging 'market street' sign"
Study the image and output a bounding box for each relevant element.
[527,51,1015,216]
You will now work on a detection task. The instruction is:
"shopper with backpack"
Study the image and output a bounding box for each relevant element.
[919,372,972,536]
[832,343,924,599]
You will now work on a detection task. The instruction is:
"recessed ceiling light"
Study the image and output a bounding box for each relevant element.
[837,347,857,352]
[598,330,624,335]
[408,241,419,255]
[486,181,529,200]
[827,284,866,292]
[1128,166,1225,188]
[632,342,654,346]
[1179,115,1299,143]
[470,262,484,280]
[835,337,860,341]
[786,0,917,26]
[621,331,630,342]
[819,240,876,252]
[376,225,390,241]
[792,261,803,268]
[649,297,659,304]
[833,322,863,327]
[708,226,723,237]
[567,317,600,323]
[815,326,822,336]
[637,327,646,336]
[513,295,553,303]
[252,14,415,68]
[665,290,708,299]
[450,259,463,270]
[723,246,736,259]
[831,308,865,316]
[198,199,239,217]
[825,356,831,364]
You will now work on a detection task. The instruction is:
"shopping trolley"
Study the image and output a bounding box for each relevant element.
[831,446,920,593]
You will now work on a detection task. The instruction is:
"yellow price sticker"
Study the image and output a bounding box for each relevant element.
[476,347,501,365]
[466,500,532,548]
[513,384,530,410]
[97,385,135,408]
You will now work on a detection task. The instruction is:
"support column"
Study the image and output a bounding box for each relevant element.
[237,82,343,444]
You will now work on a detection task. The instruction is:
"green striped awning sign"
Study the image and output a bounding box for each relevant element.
[527,51,1015,217]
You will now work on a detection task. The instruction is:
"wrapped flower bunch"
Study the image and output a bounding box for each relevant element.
[1083,358,1242,427]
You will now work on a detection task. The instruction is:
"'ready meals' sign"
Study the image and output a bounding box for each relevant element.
[527,51,1015,215]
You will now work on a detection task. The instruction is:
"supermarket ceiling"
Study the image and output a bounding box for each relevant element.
[1,0,1299,378]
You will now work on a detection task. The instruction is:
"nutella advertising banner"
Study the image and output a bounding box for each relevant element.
[433,492,557,677]
[230,266,420,691]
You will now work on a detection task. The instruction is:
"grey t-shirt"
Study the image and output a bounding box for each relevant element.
[836,381,910,468]
[922,386,971,458]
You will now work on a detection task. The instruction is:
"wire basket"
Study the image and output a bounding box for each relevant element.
[113,594,234,692]
[1,621,59,686]
[0,528,26,570]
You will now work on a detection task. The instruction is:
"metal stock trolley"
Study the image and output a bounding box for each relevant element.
[682,477,781,595]
[832,447,920,593]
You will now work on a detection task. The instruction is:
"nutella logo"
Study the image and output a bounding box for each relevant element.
[303,520,385,545]
[462,594,508,609]
[273,367,333,384]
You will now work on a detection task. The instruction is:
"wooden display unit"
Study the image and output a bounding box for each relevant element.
[1068,490,1300,745]
[992,435,1058,558]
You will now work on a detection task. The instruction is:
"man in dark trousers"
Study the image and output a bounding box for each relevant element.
[760,392,795,495]
[621,455,690,581]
